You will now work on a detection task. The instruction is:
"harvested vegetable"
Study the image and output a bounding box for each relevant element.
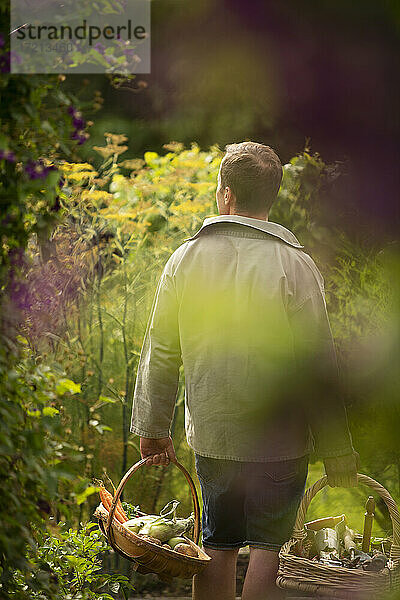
[121,501,141,519]
[140,500,192,539]
[168,536,187,549]
[139,515,194,542]
[138,501,194,542]
[124,515,159,533]
[104,473,141,520]
[101,495,195,550]
[123,500,194,542]
[98,483,128,524]
[174,543,198,557]
[102,476,129,522]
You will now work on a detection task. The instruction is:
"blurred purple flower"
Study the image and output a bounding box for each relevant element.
[67,105,78,117]
[0,34,5,48]
[0,150,16,162]
[71,130,88,145]
[68,105,87,141]
[94,42,106,55]
[25,160,56,180]
[72,115,86,129]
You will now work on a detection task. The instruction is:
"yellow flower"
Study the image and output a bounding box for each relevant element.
[120,158,145,170]
[60,162,96,173]
[81,190,114,202]
[104,132,128,145]
[93,145,128,158]
[66,171,97,182]
[163,141,184,153]
[99,212,130,221]
[171,200,212,215]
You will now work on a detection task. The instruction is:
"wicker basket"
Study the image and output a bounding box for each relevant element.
[94,457,211,580]
[276,473,400,599]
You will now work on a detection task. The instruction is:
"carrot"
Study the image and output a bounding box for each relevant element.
[98,483,128,523]
[104,475,129,523]
[99,485,112,510]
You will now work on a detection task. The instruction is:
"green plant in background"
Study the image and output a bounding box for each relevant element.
[0,10,116,593]
[0,69,96,289]
[326,242,400,528]
[0,340,85,594]
[12,522,134,599]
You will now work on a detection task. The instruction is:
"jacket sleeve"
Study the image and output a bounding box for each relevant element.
[287,256,355,459]
[130,262,182,439]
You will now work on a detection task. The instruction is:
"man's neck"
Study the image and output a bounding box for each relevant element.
[230,211,269,221]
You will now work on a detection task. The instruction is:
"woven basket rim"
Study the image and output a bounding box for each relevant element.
[95,503,211,565]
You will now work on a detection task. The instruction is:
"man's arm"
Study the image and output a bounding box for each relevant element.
[130,263,182,465]
[287,271,358,487]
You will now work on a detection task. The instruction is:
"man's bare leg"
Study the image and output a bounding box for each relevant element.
[241,547,285,600]
[192,547,239,600]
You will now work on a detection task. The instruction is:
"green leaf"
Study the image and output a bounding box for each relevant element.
[97,424,112,434]
[65,554,81,568]
[98,395,117,405]
[56,378,81,395]
[76,486,100,506]
[27,408,41,418]
[42,406,59,417]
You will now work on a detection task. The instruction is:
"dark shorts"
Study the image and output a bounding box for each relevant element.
[194,453,309,552]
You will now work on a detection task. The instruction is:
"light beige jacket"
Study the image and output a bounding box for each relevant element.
[130,215,354,462]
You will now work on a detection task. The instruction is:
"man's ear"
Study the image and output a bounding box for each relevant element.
[224,186,236,213]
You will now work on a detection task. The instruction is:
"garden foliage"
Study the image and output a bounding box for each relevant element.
[0,41,398,592]
[0,22,105,595]
[20,137,400,532]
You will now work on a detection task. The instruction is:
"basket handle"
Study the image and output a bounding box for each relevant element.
[106,457,201,546]
[291,473,400,561]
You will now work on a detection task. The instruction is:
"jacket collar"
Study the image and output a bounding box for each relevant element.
[185,214,304,249]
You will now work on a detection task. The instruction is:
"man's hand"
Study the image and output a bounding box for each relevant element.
[323,451,360,488]
[140,436,177,466]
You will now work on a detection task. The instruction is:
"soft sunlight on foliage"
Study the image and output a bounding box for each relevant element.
[2,125,398,596]
[20,138,399,536]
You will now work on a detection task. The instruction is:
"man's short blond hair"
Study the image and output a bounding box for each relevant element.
[220,141,283,213]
